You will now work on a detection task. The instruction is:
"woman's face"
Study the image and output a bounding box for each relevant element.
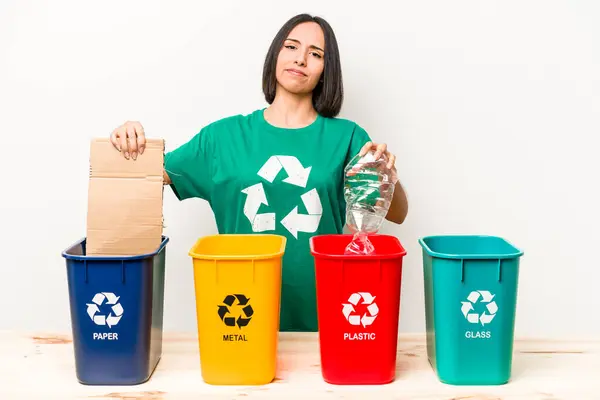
[275,22,325,96]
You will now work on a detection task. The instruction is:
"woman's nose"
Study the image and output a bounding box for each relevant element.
[294,52,307,66]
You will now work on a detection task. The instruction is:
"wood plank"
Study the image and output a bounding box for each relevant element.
[1,331,598,399]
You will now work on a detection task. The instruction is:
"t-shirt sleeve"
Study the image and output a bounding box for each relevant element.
[164,128,214,201]
[344,123,372,167]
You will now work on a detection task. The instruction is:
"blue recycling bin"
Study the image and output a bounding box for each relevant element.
[61,236,168,385]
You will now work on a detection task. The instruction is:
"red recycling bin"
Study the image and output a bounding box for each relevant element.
[310,234,406,385]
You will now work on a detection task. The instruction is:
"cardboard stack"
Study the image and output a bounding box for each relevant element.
[86,138,165,256]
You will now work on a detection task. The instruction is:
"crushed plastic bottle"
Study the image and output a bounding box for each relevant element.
[343,150,397,255]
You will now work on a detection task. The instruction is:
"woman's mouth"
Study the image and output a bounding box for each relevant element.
[286,69,307,77]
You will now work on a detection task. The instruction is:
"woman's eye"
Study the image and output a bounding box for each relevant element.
[285,45,296,50]
[311,52,322,58]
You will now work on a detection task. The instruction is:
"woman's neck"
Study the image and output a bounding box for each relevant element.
[264,87,318,128]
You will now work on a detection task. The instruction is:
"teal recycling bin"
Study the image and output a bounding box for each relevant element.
[419,235,523,385]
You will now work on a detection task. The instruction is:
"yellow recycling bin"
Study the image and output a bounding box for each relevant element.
[189,234,286,385]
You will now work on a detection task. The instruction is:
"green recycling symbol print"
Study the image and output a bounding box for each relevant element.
[218,294,254,329]
[241,155,322,239]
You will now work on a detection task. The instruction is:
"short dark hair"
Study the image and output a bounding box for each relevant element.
[262,13,343,118]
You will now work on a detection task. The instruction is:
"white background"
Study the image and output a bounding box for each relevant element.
[1,0,598,338]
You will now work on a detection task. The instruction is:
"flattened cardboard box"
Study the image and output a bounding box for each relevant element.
[86,138,164,256]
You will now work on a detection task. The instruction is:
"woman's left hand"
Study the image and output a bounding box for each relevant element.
[359,141,397,172]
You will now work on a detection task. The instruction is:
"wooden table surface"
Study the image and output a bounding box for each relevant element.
[1,331,598,399]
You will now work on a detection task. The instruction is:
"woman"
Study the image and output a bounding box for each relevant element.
[109,13,408,332]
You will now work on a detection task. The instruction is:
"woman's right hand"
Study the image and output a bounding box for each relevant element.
[110,121,146,160]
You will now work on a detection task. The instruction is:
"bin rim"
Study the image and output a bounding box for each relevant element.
[418,234,524,260]
[188,233,287,260]
[309,234,407,260]
[61,235,169,261]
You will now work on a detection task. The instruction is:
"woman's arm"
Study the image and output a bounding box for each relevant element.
[385,180,408,224]
[163,169,172,185]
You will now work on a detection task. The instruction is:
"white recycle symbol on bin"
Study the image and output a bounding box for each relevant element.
[86,292,124,329]
[342,292,379,328]
[461,290,498,326]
